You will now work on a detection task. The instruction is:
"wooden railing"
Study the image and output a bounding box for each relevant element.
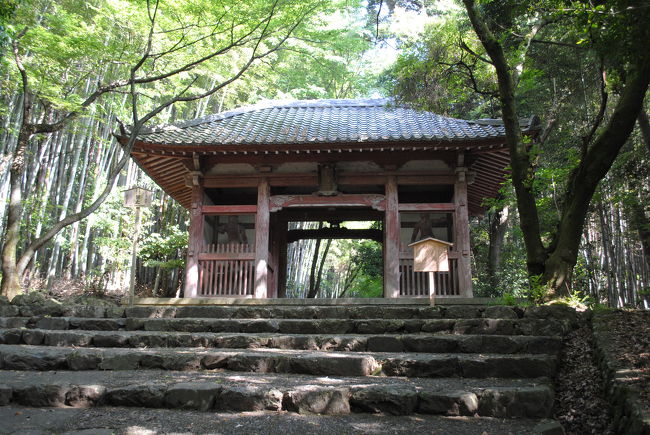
[198,243,255,296]
[399,251,459,297]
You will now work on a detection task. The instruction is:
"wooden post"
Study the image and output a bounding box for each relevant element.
[454,158,473,297]
[185,184,203,298]
[276,218,288,298]
[384,175,400,298]
[254,178,270,298]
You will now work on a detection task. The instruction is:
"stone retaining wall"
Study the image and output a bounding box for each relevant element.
[592,311,650,435]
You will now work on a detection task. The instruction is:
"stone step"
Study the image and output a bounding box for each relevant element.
[0,405,562,435]
[0,345,556,378]
[0,328,563,355]
[0,303,581,324]
[0,316,572,336]
[0,369,555,418]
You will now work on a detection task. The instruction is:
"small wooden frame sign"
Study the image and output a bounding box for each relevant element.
[408,238,454,305]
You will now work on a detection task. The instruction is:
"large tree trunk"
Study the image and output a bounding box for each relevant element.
[1,131,30,299]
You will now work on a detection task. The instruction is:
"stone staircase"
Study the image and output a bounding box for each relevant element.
[0,301,578,428]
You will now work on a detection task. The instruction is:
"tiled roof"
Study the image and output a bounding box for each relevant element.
[135,98,510,146]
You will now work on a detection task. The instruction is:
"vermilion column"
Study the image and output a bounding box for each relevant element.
[184,184,203,298]
[254,178,270,298]
[384,176,400,298]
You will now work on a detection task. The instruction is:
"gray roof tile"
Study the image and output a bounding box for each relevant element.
[135,98,509,146]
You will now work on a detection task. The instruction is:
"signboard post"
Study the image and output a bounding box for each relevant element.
[123,187,153,306]
[408,238,453,305]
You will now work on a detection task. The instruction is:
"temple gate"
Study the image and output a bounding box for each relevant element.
[121,99,537,299]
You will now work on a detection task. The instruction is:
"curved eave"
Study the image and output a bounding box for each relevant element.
[124,136,512,213]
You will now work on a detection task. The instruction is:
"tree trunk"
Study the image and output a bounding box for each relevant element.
[1,129,30,299]
[486,205,509,291]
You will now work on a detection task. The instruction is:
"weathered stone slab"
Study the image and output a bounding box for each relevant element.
[318,336,366,352]
[288,354,377,377]
[444,306,482,319]
[0,329,22,345]
[483,306,519,319]
[460,355,555,379]
[65,385,106,407]
[418,390,479,416]
[216,385,283,411]
[92,333,130,348]
[367,336,403,352]
[164,382,221,411]
[127,332,168,348]
[105,384,165,408]
[350,386,418,415]
[268,335,319,351]
[175,306,230,319]
[0,384,12,405]
[355,319,405,334]
[67,352,101,370]
[420,319,455,333]
[224,307,269,319]
[401,336,458,353]
[22,330,45,345]
[242,319,279,333]
[35,317,69,330]
[381,355,459,378]
[44,331,93,347]
[517,318,570,336]
[13,384,68,407]
[99,353,141,370]
[0,318,28,328]
[63,306,106,319]
[0,305,19,317]
[1,348,67,370]
[71,318,125,331]
[283,386,351,415]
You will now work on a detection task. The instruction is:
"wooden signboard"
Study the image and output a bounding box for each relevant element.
[408,238,453,305]
[409,238,453,272]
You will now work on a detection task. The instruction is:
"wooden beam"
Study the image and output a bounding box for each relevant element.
[384,176,400,298]
[454,163,473,297]
[286,228,383,243]
[269,194,385,212]
[184,185,204,298]
[278,209,383,222]
[202,205,258,215]
[201,171,455,189]
[398,203,455,212]
[198,252,255,261]
[254,179,270,298]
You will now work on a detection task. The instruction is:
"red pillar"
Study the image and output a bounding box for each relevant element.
[254,178,270,298]
[454,165,473,297]
[384,175,400,298]
[185,184,203,298]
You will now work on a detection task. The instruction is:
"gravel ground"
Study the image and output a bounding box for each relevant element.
[0,406,549,435]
